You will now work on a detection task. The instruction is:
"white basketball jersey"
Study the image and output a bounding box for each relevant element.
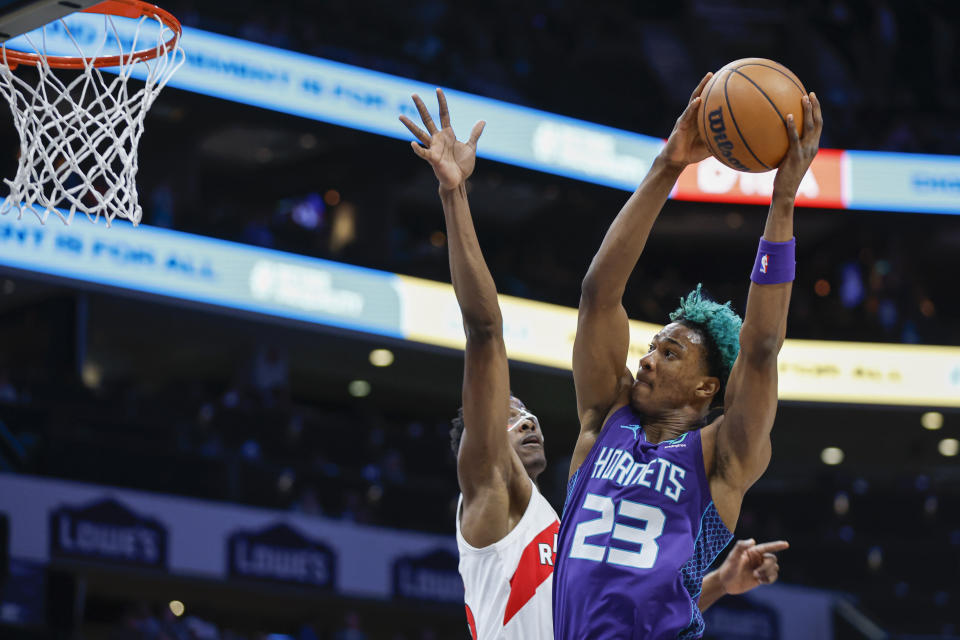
[456,479,560,640]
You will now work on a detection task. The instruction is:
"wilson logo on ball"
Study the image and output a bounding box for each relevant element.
[697,58,807,173]
[707,107,749,172]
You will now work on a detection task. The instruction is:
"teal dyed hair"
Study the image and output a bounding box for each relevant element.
[668,284,742,391]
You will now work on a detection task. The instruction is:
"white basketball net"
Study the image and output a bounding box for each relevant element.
[0,12,184,226]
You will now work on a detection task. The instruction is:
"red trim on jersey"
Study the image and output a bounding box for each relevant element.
[503,519,560,625]
[465,604,477,640]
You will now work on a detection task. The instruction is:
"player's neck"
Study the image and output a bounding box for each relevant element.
[641,407,704,444]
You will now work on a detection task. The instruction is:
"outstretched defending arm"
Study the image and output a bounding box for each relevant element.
[400,90,528,546]
[713,94,823,500]
[569,74,713,477]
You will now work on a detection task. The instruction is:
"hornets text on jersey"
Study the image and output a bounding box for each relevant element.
[553,405,733,639]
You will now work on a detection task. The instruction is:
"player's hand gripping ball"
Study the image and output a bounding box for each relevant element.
[696,58,807,173]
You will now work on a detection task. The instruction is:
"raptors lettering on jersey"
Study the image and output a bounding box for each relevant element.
[456,479,560,640]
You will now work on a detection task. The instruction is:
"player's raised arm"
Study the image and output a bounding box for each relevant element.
[400,90,528,535]
[713,94,823,498]
[569,74,713,474]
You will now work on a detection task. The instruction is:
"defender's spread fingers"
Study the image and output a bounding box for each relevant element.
[399,115,431,145]
[468,120,486,147]
[412,93,438,134]
[410,140,429,160]
[437,88,451,130]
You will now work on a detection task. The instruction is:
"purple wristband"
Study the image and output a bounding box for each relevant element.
[751,237,796,284]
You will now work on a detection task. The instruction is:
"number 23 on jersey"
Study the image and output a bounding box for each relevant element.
[568,494,665,569]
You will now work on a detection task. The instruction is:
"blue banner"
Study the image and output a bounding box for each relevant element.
[4,14,960,213]
[6,15,664,192]
[167,29,665,192]
[0,216,403,337]
[845,151,960,214]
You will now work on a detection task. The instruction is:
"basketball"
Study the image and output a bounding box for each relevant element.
[697,58,807,173]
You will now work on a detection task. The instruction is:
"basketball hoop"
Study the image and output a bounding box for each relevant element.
[0,0,184,226]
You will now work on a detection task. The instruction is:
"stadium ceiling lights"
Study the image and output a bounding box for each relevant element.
[821,447,844,466]
[921,411,944,430]
[349,379,371,398]
[369,348,394,367]
[938,438,959,457]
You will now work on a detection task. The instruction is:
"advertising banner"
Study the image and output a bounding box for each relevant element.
[776,340,960,407]
[7,17,663,193]
[673,149,846,209]
[0,474,457,600]
[227,522,336,589]
[9,17,957,213]
[49,497,167,569]
[2,216,959,407]
[391,548,464,604]
[0,216,403,338]
[844,151,960,214]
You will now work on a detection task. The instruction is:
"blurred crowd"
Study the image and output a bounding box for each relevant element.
[105,604,437,640]
[742,475,960,635]
[1,353,959,634]
[0,354,461,532]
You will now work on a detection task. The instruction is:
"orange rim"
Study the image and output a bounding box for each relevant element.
[0,0,181,70]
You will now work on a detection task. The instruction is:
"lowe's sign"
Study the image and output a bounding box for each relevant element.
[392,548,463,603]
[49,497,167,569]
[228,522,336,589]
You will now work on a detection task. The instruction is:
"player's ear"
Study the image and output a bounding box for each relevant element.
[695,376,720,401]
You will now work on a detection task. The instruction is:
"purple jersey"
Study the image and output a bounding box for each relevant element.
[553,405,733,639]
